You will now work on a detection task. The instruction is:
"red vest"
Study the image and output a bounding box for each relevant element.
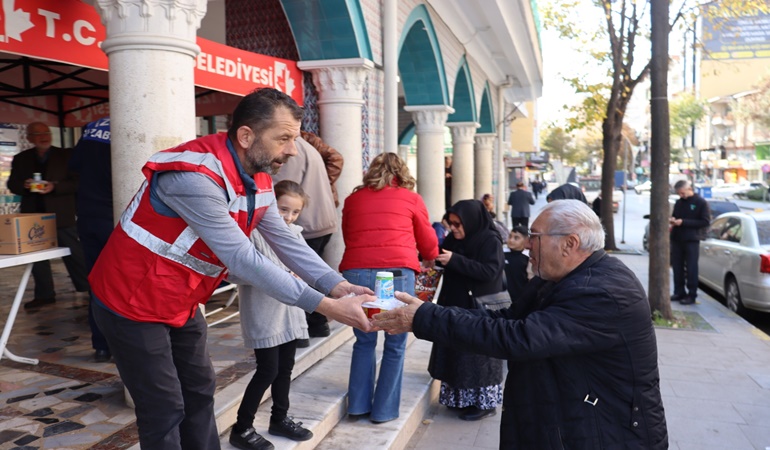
[89,133,273,326]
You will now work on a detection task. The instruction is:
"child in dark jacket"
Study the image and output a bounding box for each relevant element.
[504,226,531,304]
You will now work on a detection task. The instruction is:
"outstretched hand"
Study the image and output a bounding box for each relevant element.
[371,291,423,334]
[316,293,377,332]
[329,280,374,298]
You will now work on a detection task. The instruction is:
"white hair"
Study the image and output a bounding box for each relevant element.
[539,200,605,252]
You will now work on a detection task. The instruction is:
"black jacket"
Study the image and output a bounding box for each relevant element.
[414,251,668,449]
[547,183,587,203]
[429,200,505,389]
[671,194,710,242]
[507,189,535,217]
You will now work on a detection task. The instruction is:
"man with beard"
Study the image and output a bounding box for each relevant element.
[89,88,375,450]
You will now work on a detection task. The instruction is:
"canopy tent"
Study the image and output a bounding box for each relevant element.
[0,0,303,129]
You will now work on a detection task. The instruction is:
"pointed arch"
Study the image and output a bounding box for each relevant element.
[448,55,477,123]
[478,83,495,134]
[397,5,450,106]
[280,0,372,60]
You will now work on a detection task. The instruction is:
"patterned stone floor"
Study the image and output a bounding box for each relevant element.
[0,260,255,449]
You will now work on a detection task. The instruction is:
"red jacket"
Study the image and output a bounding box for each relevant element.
[89,133,273,326]
[339,186,438,272]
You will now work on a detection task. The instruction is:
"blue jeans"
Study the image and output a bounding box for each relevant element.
[342,268,415,422]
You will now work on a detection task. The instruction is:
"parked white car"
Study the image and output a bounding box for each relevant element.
[698,211,770,314]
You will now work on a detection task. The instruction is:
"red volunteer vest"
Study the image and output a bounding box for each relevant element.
[89,133,273,326]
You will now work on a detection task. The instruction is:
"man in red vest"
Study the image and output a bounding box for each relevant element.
[89,88,374,450]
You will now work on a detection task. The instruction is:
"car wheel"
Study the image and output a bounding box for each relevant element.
[725,276,747,315]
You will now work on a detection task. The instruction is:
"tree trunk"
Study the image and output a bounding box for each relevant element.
[601,113,623,250]
[649,0,673,319]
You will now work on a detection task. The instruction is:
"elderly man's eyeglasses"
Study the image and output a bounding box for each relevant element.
[528,230,572,239]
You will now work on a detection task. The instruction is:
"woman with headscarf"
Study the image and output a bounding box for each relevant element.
[431,199,505,421]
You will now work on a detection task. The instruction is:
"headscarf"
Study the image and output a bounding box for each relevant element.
[442,199,502,255]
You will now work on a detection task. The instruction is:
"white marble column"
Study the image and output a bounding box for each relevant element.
[474,133,496,200]
[383,0,398,153]
[398,144,410,162]
[96,0,206,222]
[405,105,454,221]
[298,58,373,270]
[448,122,479,204]
[400,144,417,179]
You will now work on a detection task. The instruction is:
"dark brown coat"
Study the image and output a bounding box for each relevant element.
[7,146,79,228]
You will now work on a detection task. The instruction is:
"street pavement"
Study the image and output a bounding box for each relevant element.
[406,193,770,450]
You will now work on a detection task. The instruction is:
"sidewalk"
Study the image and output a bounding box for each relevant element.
[406,251,770,450]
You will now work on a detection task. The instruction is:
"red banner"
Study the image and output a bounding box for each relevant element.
[195,39,303,105]
[0,0,303,103]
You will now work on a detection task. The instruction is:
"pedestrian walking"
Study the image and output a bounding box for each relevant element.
[506,181,535,229]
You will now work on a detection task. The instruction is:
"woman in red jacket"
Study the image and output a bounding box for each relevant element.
[340,152,438,423]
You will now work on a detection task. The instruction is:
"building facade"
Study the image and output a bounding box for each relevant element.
[1,0,543,268]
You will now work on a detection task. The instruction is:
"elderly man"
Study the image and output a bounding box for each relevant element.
[375,200,668,449]
[7,122,89,308]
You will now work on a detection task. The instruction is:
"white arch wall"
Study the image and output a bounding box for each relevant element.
[352,0,507,172]
[389,1,503,130]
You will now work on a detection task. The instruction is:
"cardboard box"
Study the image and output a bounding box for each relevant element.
[0,213,58,255]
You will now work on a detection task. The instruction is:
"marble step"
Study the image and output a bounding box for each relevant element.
[126,322,354,450]
[214,322,355,434]
[220,334,438,450]
[315,338,438,450]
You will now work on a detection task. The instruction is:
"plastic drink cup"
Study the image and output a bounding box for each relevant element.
[362,298,403,319]
[30,173,47,193]
[374,271,394,300]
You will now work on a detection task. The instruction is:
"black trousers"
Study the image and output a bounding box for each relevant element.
[236,340,298,430]
[304,234,332,330]
[510,216,529,229]
[93,306,219,450]
[32,226,89,298]
[671,240,700,298]
[77,217,113,352]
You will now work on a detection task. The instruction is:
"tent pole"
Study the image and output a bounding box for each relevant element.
[57,95,65,146]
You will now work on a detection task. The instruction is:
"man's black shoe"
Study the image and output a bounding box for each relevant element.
[459,407,496,421]
[680,296,696,305]
[670,294,685,302]
[24,297,55,309]
[296,338,310,348]
[269,416,313,441]
[308,323,330,338]
[229,427,274,450]
[94,349,112,363]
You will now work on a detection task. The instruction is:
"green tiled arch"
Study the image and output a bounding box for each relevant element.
[280,0,372,60]
[398,5,449,106]
[478,83,495,134]
[448,56,477,123]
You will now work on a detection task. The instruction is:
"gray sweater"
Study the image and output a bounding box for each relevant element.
[155,171,344,312]
[239,224,309,349]
[272,137,338,239]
